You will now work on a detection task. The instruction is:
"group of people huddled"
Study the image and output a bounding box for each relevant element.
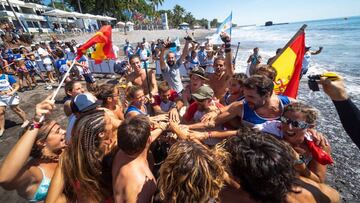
[1,30,359,203]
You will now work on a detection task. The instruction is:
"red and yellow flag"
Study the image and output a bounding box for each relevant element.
[76,25,115,64]
[270,26,306,99]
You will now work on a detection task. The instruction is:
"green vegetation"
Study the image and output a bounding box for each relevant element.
[38,1,226,28]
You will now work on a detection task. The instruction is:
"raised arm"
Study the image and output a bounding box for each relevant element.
[311,46,323,55]
[159,44,167,71]
[319,75,360,148]
[179,39,191,64]
[149,70,158,95]
[0,95,54,188]
[220,32,234,77]
[45,164,67,203]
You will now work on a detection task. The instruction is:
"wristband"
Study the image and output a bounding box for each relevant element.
[224,43,231,49]
[30,121,42,129]
[207,131,212,139]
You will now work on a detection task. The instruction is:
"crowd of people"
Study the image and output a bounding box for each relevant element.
[0,29,359,203]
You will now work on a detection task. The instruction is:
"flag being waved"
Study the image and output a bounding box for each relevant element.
[76,25,115,64]
[269,24,307,99]
[209,12,232,44]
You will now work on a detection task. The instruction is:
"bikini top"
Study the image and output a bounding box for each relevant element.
[28,167,51,202]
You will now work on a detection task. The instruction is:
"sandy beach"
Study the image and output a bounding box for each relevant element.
[68,28,214,48]
[0,28,359,202]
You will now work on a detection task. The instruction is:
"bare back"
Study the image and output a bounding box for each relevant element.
[112,150,157,203]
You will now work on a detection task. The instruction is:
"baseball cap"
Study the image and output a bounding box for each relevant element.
[192,85,214,100]
[189,67,208,81]
[71,92,99,113]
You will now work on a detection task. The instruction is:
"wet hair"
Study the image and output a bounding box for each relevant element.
[158,81,171,94]
[64,81,81,97]
[117,115,150,155]
[129,54,140,63]
[27,120,59,159]
[244,75,274,97]
[284,102,318,125]
[159,140,226,203]
[214,56,225,64]
[223,129,297,203]
[231,73,248,86]
[126,85,143,101]
[96,83,116,104]
[62,110,112,202]
[255,64,278,81]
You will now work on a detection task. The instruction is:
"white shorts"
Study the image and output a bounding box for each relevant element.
[0,94,20,106]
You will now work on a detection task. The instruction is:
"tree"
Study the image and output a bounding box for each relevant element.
[210,18,218,28]
[172,4,185,27]
[197,18,208,28]
[184,12,195,27]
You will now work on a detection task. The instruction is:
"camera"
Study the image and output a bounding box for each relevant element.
[307,72,339,91]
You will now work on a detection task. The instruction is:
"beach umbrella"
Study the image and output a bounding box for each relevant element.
[117,21,126,27]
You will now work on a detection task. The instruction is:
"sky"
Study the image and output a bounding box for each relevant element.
[158,0,360,25]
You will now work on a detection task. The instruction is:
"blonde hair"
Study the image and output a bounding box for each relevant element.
[284,102,318,125]
[158,140,226,203]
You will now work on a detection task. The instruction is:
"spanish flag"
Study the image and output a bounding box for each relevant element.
[76,25,115,64]
[269,25,306,99]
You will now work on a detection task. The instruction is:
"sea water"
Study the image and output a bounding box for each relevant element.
[231,16,360,101]
[231,16,360,201]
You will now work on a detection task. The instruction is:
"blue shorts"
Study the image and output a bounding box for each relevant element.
[83,73,96,83]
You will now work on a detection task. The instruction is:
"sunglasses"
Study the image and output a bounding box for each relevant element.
[280,116,309,129]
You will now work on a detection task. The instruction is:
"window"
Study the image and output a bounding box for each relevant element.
[20,7,34,14]
[0,5,5,11]
[33,21,40,28]
[40,21,50,28]
[12,20,21,29]
[4,5,12,11]
[26,21,34,28]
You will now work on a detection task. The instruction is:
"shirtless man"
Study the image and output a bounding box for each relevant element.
[126,55,158,96]
[207,32,234,99]
[204,75,295,129]
[112,115,166,203]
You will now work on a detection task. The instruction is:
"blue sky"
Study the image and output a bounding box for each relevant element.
[158,0,360,25]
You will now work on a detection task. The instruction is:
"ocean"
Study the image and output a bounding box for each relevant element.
[231,16,360,100]
[231,16,360,201]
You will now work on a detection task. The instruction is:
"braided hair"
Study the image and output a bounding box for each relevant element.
[62,110,112,202]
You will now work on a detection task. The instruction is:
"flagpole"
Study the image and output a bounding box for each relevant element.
[143,61,152,98]
[269,24,307,66]
[38,58,77,123]
[233,42,240,65]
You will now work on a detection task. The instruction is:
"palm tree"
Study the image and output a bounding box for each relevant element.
[77,0,82,13]
[5,0,28,33]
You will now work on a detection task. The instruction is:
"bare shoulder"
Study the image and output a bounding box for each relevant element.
[287,177,340,203]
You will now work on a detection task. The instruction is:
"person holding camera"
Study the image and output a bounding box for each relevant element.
[319,76,360,149]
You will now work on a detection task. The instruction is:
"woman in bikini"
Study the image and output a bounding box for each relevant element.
[0,96,66,202]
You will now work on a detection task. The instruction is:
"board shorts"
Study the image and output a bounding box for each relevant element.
[0,94,20,107]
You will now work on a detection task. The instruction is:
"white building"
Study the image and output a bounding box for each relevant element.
[0,0,115,33]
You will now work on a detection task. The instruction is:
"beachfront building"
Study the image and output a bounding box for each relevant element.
[0,0,115,33]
